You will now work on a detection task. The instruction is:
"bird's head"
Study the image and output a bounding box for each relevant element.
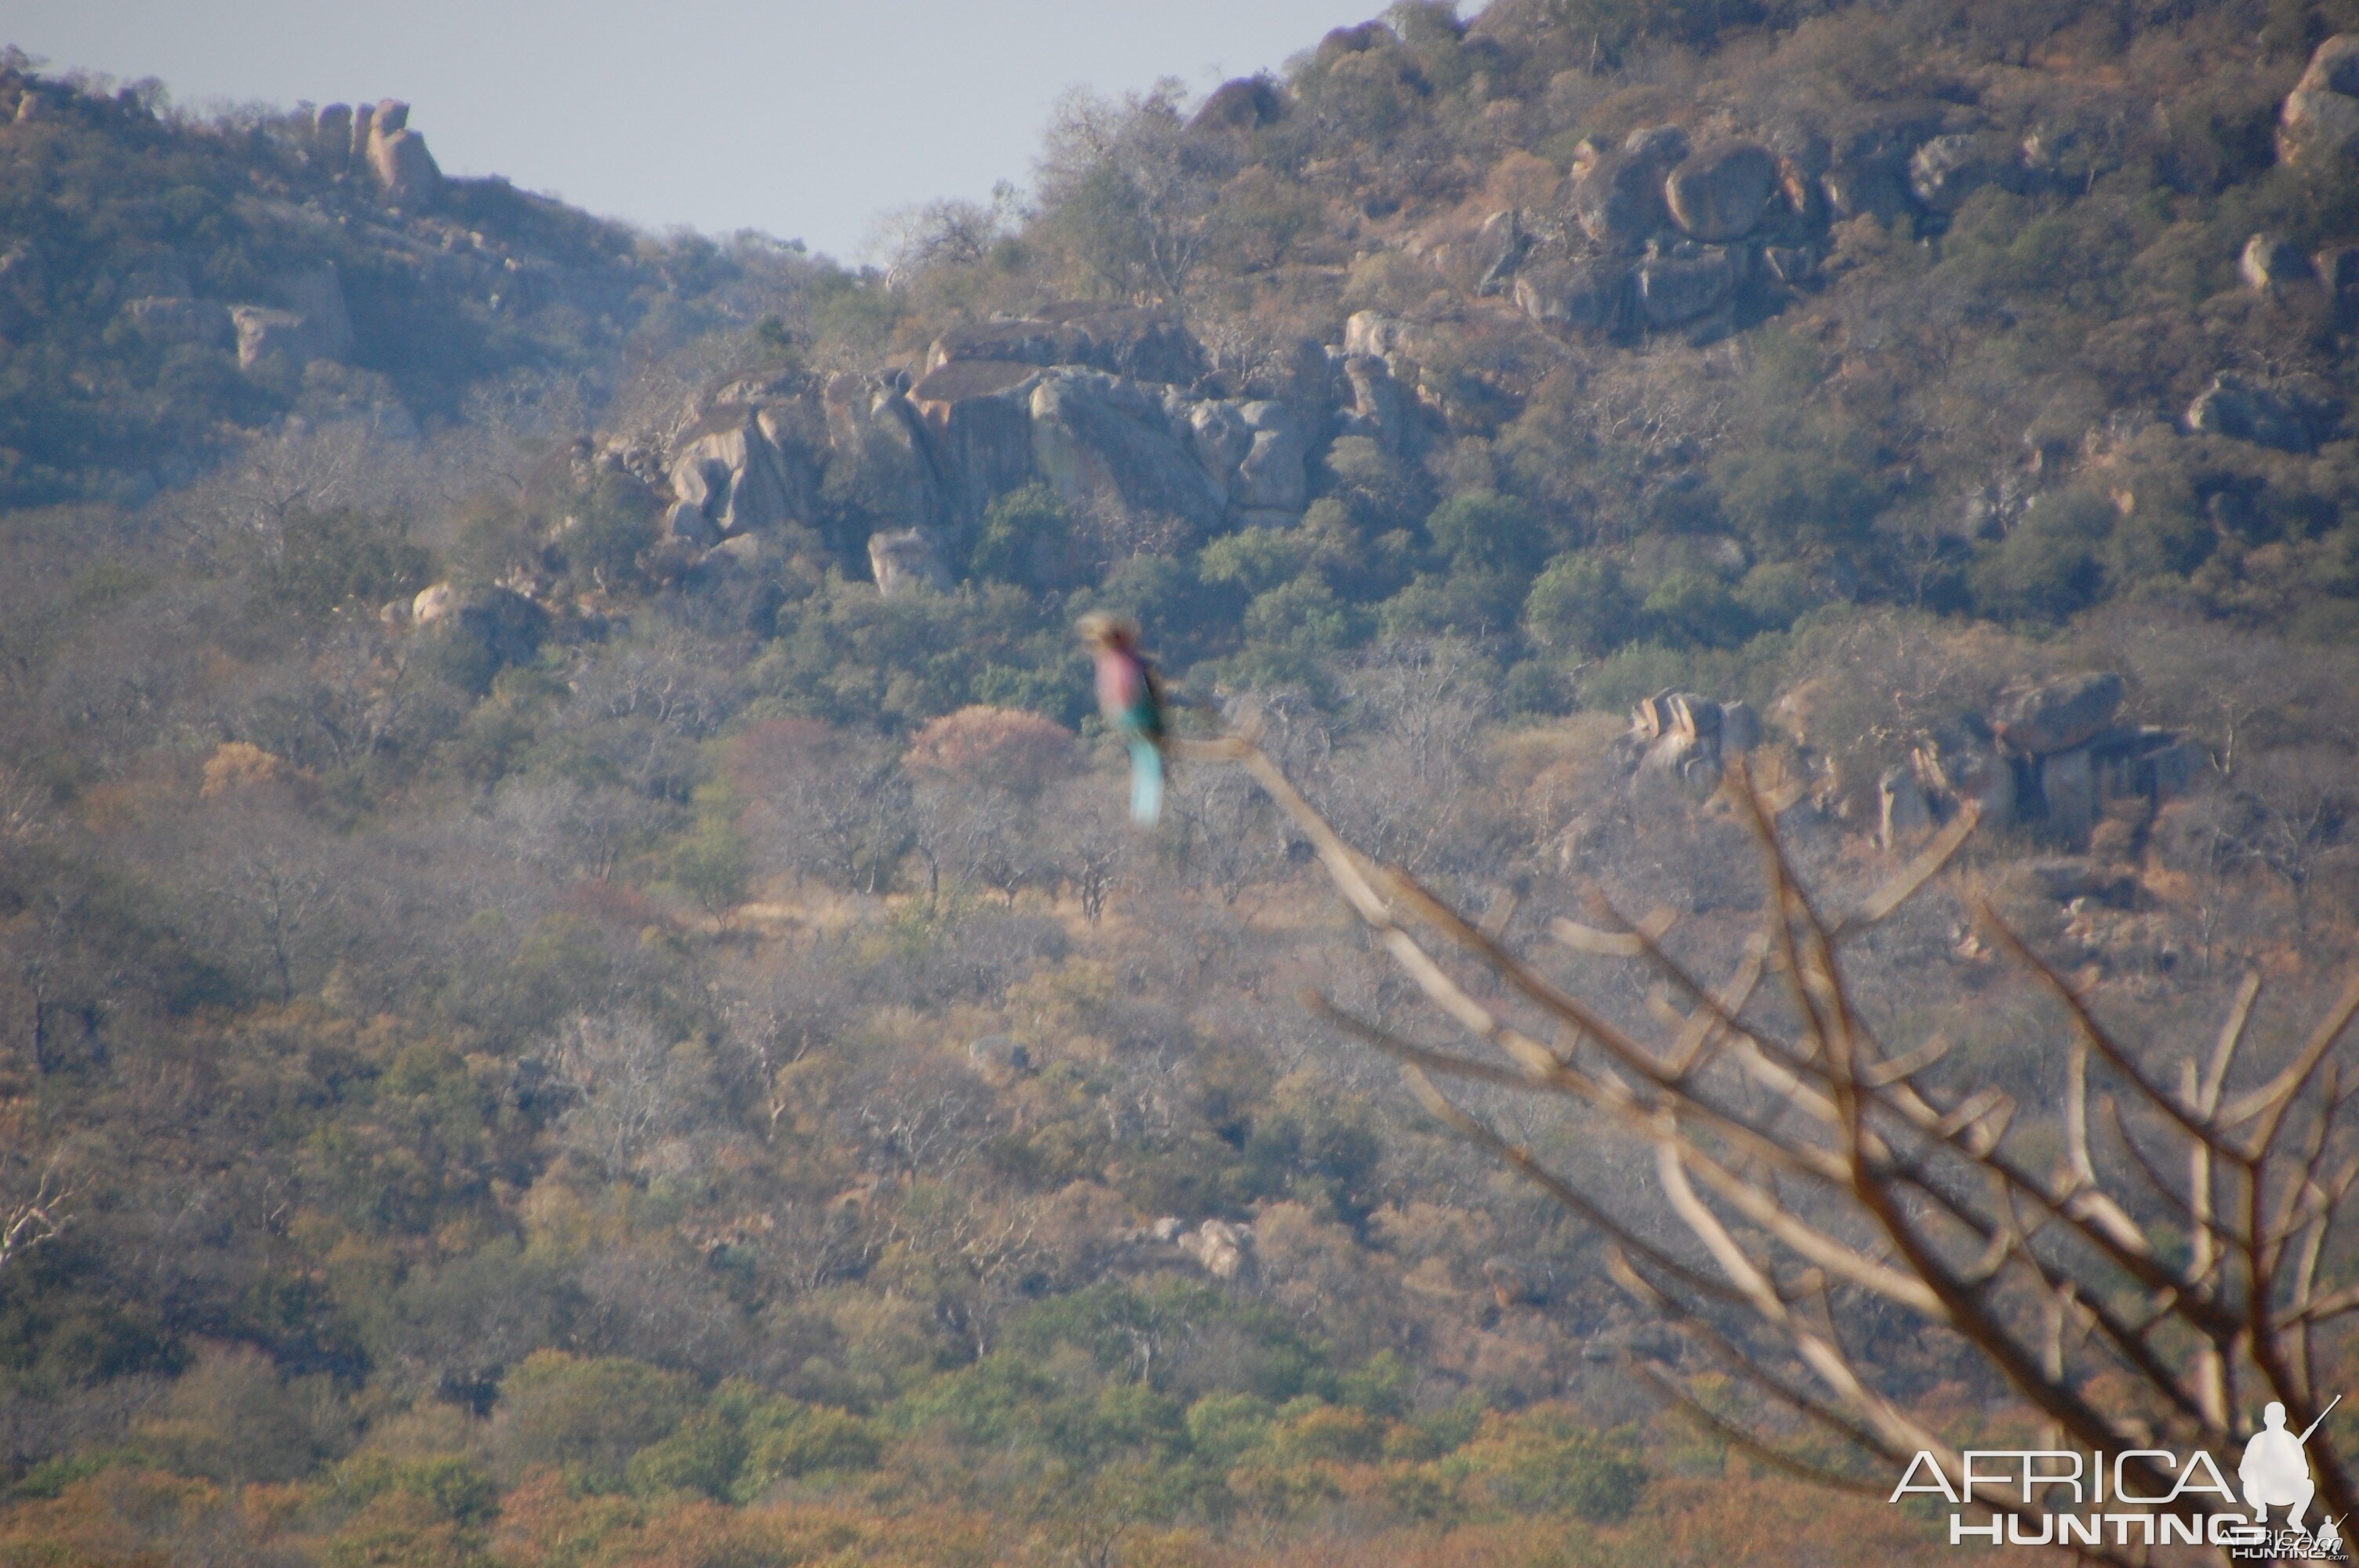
[1077,612,1140,653]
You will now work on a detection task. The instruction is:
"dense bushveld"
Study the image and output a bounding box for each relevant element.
[8,0,2359,1563]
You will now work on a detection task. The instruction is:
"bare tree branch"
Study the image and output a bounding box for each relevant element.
[1198,730,2359,1525]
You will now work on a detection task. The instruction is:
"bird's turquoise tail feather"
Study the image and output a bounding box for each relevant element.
[1128,738,1164,826]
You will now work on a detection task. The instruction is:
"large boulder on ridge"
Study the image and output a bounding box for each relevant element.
[364,100,442,206]
[1665,143,1778,241]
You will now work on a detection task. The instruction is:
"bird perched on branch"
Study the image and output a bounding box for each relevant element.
[1078,612,1168,825]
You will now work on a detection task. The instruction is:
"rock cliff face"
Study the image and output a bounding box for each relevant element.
[1029,370,1227,534]
[640,304,1388,593]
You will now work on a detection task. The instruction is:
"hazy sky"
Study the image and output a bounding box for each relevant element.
[5,1,1390,260]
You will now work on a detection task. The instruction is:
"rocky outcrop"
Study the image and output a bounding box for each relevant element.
[1665,143,1777,241]
[868,528,950,596]
[2283,35,2359,162]
[2241,233,2313,292]
[1573,125,1690,252]
[1992,671,2124,754]
[1514,258,1630,335]
[1178,1218,1252,1280]
[312,103,352,174]
[1518,113,1950,345]
[2185,373,2334,453]
[907,358,1043,525]
[1470,208,1530,293]
[2303,31,2359,94]
[1230,399,1307,514]
[412,582,456,625]
[1878,765,1934,848]
[1916,673,2206,842]
[226,265,354,372]
[642,306,1347,583]
[824,372,954,535]
[123,295,231,349]
[1031,370,1226,535]
[667,402,815,538]
[1629,671,2206,848]
[661,499,716,549]
[309,97,443,198]
[398,583,547,688]
[927,305,1203,387]
[1635,245,1744,327]
[1610,688,1759,801]
[232,307,325,370]
[1183,398,1252,496]
[365,99,442,206]
[1336,350,1412,451]
[1820,158,1910,223]
[863,306,1307,537]
[1907,132,2009,211]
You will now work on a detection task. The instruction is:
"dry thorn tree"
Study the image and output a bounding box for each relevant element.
[1189,732,2359,1552]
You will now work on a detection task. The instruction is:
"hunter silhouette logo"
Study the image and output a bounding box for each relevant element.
[1888,1399,2346,1556]
[2240,1398,2344,1559]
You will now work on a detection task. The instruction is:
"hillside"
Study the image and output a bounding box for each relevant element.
[5,3,2359,1565]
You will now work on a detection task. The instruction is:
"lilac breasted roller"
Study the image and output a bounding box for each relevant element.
[1078,612,1167,825]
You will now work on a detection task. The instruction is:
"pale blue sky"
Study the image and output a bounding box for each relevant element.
[5,0,1394,260]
